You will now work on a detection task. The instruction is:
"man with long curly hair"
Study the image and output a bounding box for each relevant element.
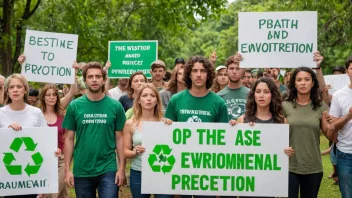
[165,55,228,124]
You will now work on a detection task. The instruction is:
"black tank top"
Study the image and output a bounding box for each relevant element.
[244,116,275,123]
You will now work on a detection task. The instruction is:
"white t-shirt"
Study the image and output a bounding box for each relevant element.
[0,104,48,128]
[329,85,352,154]
[108,87,127,101]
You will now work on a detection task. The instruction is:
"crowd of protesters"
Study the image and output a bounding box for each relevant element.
[0,50,351,198]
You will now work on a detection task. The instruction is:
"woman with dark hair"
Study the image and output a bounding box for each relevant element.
[39,84,69,198]
[119,72,147,112]
[159,63,185,111]
[238,77,286,124]
[284,65,335,198]
[234,77,294,198]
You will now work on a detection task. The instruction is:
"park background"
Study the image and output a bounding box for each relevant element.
[0,0,350,197]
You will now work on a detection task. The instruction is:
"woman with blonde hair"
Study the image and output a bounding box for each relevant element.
[123,83,172,198]
[0,74,60,198]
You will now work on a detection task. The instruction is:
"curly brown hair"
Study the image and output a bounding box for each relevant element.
[245,77,285,123]
[285,67,322,110]
[183,56,215,89]
[165,64,184,94]
[39,84,66,117]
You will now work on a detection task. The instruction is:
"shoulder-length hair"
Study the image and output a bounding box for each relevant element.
[211,68,226,93]
[183,56,215,89]
[285,67,322,110]
[39,84,66,117]
[3,74,30,105]
[165,64,184,94]
[245,77,285,123]
[127,72,147,99]
[133,83,163,124]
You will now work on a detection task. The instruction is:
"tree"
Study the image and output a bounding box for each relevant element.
[0,0,226,76]
[0,0,41,76]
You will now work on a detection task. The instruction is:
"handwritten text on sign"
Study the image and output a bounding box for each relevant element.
[142,122,289,197]
[21,30,78,84]
[238,11,317,68]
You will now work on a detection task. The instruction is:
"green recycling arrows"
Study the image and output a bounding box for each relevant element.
[148,144,175,174]
[2,137,43,177]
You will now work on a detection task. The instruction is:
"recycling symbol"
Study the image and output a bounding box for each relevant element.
[3,137,43,177]
[148,144,175,174]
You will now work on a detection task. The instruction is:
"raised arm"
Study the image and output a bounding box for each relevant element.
[60,62,79,108]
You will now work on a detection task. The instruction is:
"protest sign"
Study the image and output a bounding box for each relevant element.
[238,12,317,68]
[324,74,350,95]
[0,127,58,196]
[108,40,158,78]
[21,30,78,84]
[142,122,289,197]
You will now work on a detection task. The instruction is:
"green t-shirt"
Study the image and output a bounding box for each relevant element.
[165,89,228,123]
[283,101,329,174]
[62,94,126,177]
[217,86,250,121]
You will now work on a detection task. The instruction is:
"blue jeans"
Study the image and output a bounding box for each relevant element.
[336,149,352,198]
[330,143,337,165]
[74,171,118,198]
[130,169,173,198]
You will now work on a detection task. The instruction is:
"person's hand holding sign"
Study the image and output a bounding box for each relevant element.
[73,61,80,75]
[232,52,243,64]
[313,51,324,69]
[209,50,217,65]
[18,54,26,65]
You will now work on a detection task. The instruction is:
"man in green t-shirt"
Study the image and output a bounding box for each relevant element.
[217,54,250,121]
[63,62,126,198]
[165,56,228,198]
[165,55,228,124]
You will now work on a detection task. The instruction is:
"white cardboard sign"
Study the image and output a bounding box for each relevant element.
[0,127,58,196]
[142,122,289,197]
[238,11,317,68]
[21,30,78,84]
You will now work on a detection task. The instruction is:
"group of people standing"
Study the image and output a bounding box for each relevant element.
[0,51,351,198]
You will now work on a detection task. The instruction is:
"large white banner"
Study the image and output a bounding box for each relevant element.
[21,30,78,84]
[142,122,289,197]
[238,11,317,68]
[324,74,350,95]
[0,127,58,196]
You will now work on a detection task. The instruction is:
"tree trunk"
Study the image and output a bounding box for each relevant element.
[0,0,14,77]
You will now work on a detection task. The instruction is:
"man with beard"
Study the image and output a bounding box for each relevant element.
[150,60,166,91]
[242,69,253,88]
[217,53,249,121]
[269,68,287,94]
[63,62,126,198]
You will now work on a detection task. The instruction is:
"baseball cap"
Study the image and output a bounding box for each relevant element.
[151,60,166,70]
[216,65,227,71]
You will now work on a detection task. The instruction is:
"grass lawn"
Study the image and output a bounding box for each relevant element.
[68,135,341,198]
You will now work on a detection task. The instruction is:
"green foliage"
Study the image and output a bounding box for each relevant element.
[1,0,351,75]
[182,0,352,74]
